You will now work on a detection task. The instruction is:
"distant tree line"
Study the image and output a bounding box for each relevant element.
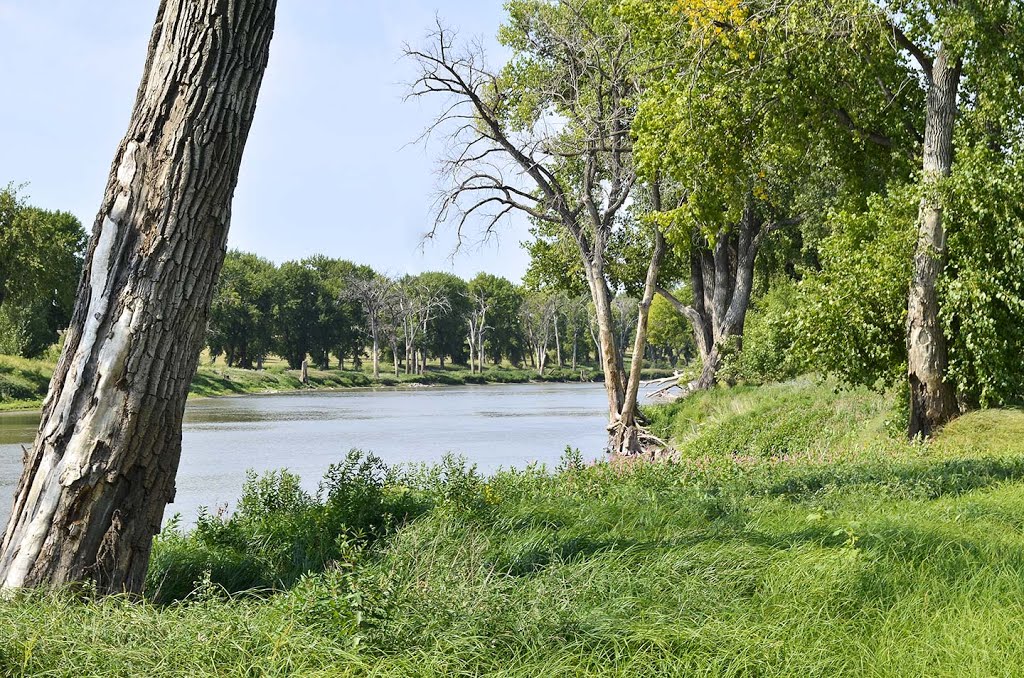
[0,185,86,358]
[205,250,694,377]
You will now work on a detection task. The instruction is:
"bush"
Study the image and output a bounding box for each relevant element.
[148,450,425,602]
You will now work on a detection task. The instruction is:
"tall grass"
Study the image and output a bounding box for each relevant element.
[3,383,1024,676]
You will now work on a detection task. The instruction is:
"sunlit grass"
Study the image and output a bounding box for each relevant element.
[4,382,1024,675]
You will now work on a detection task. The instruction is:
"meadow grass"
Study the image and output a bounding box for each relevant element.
[4,382,1024,676]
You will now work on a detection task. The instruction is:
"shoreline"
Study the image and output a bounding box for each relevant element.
[0,364,679,414]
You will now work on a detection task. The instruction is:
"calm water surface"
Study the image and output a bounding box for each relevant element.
[0,383,613,525]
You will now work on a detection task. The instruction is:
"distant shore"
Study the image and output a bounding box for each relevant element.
[0,356,679,413]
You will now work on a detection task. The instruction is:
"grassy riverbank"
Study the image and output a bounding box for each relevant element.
[1,353,676,411]
[4,380,1024,675]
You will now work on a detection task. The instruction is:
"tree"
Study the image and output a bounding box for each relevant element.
[0,187,86,357]
[407,2,670,454]
[647,293,693,367]
[0,0,277,594]
[520,291,557,375]
[466,274,494,373]
[863,0,1024,436]
[475,274,525,366]
[394,274,451,375]
[630,0,907,396]
[419,271,470,368]
[274,261,323,369]
[207,251,276,369]
[343,267,395,379]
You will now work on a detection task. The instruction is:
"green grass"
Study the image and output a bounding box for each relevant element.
[6,382,1024,676]
[0,355,53,411]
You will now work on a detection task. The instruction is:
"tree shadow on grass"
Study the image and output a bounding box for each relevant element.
[761,456,1024,502]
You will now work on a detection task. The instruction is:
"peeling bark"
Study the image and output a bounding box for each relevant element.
[0,0,277,594]
[907,45,961,438]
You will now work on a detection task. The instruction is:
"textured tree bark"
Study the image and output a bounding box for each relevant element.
[656,199,761,397]
[907,47,961,438]
[0,0,277,594]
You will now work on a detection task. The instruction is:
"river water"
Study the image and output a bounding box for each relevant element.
[0,383,614,525]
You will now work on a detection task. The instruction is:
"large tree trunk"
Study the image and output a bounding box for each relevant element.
[907,47,961,438]
[587,267,625,422]
[0,0,277,594]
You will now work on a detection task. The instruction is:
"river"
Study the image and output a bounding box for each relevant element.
[0,383,615,526]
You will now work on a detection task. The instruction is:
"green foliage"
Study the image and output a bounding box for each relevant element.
[415,271,471,365]
[271,257,359,370]
[648,292,694,366]
[148,450,422,602]
[207,250,276,369]
[792,187,917,389]
[736,282,803,383]
[0,185,85,358]
[468,272,526,365]
[941,147,1024,407]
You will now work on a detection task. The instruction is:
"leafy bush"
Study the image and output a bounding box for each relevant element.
[148,450,425,602]
[736,281,803,383]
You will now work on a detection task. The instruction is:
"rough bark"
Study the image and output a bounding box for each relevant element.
[907,46,961,438]
[656,197,764,396]
[0,0,276,594]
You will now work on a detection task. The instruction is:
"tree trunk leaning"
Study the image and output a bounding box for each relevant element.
[0,0,277,594]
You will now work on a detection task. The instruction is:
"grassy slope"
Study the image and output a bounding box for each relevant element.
[0,355,53,412]
[4,382,1024,676]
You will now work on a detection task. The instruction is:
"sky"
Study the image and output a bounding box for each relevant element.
[0,1,531,281]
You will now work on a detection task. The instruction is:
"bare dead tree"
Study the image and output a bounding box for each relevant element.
[406,7,670,455]
[465,287,490,374]
[343,271,396,379]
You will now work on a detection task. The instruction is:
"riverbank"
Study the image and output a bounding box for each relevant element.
[4,380,1024,675]
[0,353,678,412]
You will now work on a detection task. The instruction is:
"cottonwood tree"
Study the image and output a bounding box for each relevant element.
[0,0,277,593]
[407,1,670,454]
[630,0,907,395]
[207,251,277,369]
[861,0,1024,436]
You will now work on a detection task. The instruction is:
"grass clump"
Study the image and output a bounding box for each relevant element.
[0,354,53,411]
[4,383,1024,676]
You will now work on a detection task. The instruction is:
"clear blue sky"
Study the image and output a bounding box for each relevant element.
[0,1,530,281]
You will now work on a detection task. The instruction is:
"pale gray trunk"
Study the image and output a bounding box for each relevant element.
[0,0,277,594]
[371,334,380,380]
[611,226,666,456]
[907,46,961,438]
[554,316,562,367]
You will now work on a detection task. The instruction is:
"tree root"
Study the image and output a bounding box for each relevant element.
[606,420,674,461]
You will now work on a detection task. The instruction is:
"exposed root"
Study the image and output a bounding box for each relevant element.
[606,420,675,461]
